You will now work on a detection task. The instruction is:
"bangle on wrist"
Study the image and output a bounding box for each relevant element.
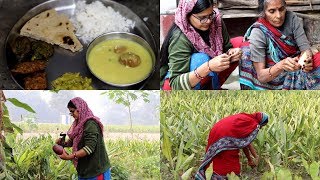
[268,66,275,78]
[194,68,205,80]
[207,61,213,72]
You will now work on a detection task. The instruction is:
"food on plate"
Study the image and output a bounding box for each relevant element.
[87,38,152,85]
[52,72,94,90]
[52,144,64,155]
[24,72,47,90]
[11,61,47,74]
[20,9,82,52]
[11,36,31,57]
[72,0,135,43]
[30,41,54,61]
[119,52,141,67]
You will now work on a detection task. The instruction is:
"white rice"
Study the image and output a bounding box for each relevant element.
[72,1,135,44]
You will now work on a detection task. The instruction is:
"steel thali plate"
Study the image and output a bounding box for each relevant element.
[5,0,158,90]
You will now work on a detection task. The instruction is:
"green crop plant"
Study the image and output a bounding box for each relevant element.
[161,91,320,179]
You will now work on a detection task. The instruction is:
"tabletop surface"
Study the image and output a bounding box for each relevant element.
[0,0,160,90]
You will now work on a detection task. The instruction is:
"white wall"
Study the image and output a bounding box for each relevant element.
[160,0,177,14]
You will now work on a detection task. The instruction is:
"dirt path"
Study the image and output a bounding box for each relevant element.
[19,132,160,141]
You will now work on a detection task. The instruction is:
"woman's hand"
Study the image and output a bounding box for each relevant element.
[208,53,230,72]
[58,149,73,160]
[248,156,259,168]
[227,48,242,62]
[302,50,313,72]
[303,59,313,72]
[280,57,300,72]
[244,144,259,168]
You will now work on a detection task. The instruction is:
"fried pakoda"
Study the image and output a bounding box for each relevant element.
[11,61,47,74]
[24,72,47,89]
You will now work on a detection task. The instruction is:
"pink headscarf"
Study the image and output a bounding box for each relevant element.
[175,0,224,58]
[67,97,104,167]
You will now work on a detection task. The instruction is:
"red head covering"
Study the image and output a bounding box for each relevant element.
[67,97,104,167]
[206,112,268,151]
[175,0,223,58]
[195,112,268,179]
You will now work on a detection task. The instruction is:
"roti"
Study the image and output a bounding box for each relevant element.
[20,9,83,52]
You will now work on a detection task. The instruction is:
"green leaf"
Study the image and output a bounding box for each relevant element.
[128,93,137,100]
[10,123,23,134]
[227,172,240,180]
[294,175,303,180]
[310,161,320,178]
[261,171,274,179]
[181,167,194,180]
[266,158,275,174]
[162,128,173,167]
[276,169,292,180]
[301,158,310,174]
[7,98,36,113]
[143,98,150,103]
[180,153,194,170]
[176,137,185,170]
[100,91,108,95]
[17,150,29,165]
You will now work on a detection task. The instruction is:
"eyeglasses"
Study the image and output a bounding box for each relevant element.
[192,11,216,24]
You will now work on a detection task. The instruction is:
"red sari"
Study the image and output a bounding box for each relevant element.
[196,112,268,179]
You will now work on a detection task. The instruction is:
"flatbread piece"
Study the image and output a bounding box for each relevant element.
[20,9,83,52]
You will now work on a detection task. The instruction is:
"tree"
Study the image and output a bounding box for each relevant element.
[0,90,35,177]
[0,90,5,169]
[103,90,150,136]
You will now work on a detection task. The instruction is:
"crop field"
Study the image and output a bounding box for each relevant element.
[16,123,159,134]
[1,133,160,180]
[161,91,320,180]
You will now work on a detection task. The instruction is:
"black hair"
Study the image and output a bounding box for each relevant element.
[67,100,76,109]
[190,0,215,14]
[160,0,216,79]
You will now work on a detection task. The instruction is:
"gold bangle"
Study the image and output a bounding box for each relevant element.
[194,68,204,80]
[268,66,275,78]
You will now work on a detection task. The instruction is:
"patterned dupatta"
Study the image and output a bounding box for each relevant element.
[240,18,299,89]
[240,18,320,89]
[175,0,223,58]
[67,97,104,167]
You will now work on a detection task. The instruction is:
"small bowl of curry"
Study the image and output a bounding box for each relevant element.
[86,32,155,87]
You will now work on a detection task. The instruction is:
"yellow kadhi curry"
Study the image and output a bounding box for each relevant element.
[88,39,153,85]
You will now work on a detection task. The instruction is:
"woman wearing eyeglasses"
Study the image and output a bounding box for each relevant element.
[160,0,242,90]
[56,97,111,180]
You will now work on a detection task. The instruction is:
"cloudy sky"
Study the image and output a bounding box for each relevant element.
[3,90,160,125]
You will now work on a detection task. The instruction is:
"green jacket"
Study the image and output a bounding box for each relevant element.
[77,119,111,178]
[160,21,233,89]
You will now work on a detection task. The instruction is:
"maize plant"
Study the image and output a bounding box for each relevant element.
[161,91,320,179]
